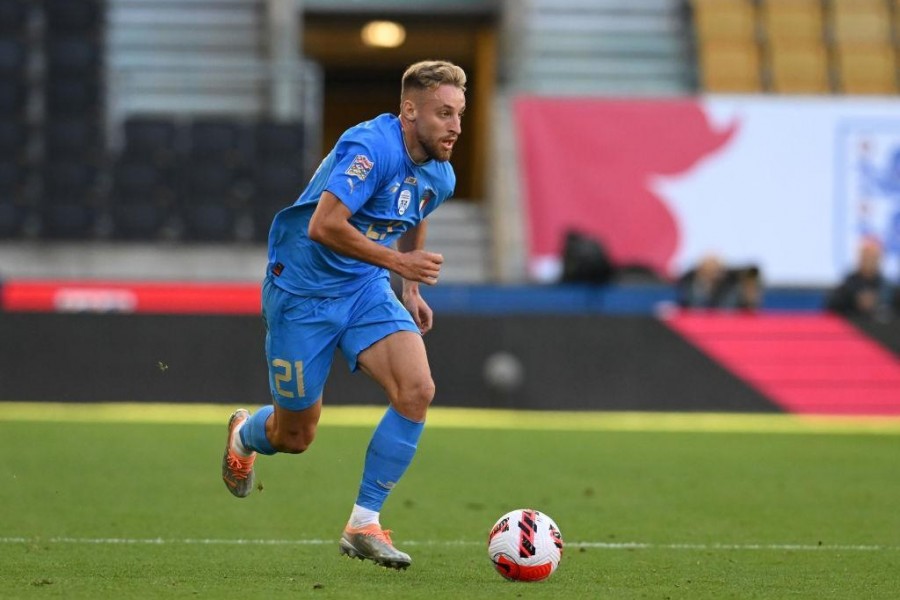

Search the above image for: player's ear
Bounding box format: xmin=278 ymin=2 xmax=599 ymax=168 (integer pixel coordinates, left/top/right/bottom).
xmin=401 ymin=97 xmax=416 ymax=121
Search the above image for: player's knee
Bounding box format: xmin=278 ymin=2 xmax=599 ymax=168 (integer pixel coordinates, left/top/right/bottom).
xmin=394 ymin=377 xmax=435 ymax=419
xmin=409 ymin=377 xmax=435 ymax=406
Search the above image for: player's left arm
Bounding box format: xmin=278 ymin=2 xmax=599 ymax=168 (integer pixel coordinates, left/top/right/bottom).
xmin=398 ymin=221 xmax=435 ymax=334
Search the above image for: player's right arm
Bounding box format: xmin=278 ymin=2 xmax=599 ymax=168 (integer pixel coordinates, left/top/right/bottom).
xmin=308 ymin=191 xmax=443 ymax=285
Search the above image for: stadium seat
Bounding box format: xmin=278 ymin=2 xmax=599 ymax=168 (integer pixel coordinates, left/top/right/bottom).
xmin=188 ymin=119 xmax=247 ymax=165
xmin=0 ymin=79 xmax=25 ymax=115
xmin=829 ymin=0 xmax=892 ymax=45
xmin=252 ymin=160 xmax=304 ymax=199
xmin=111 ymin=201 xmax=170 ymax=240
xmin=44 ymin=37 xmax=102 ymax=76
xmin=834 ymin=44 xmax=898 ymax=94
xmin=0 ymin=158 xmax=21 ymax=193
xmin=760 ymin=0 xmax=824 ymax=45
xmin=181 ymin=201 xmax=237 ymax=242
xmin=45 ymin=77 xmax=100 ymax=116
xmin=43 ymin=0 xmax=101 ymax=35
xmin=0 ymin=174 xmax=29 ymax=237
xmin=768 ymin=41 xmax=832 ymax=94
xmin=0 ymin=182 xmax=29 ymax=239
xmin=250 ymin=160 xmax=304 ymax=240
xmin=895 ymin=0 xmax=900 ymax=38
xmin=254 ymin=121 xmax=305 ymax=160
xmin=697 ymin=40 xmax=763 ymax=92
xmin=0 ymin=0 xmax=29 ymax=35
xmin=0 ymin=119 xmax=25 ymax=160
xmin=185 ymin=160 xmax=238 ymax=199
xmin=691 ymin=0 xmax=758 ymax=44
xmin=111 ymin=156 xmax=177 ymax=202
xmin=0 ymin=37 xmax=26 ymax=75
xmin=109 ymin=157 xmax=175 ymax=240
xmin=39 ymin=195 xmax=96 ymax=239
xmin=0 ymin=198 xmax=25 ymax=237
xmin=44 ymin=118 xmax=102 ymax=160
xmin=42 ymin=161 xmax=98 ymax=197
xmin=692 ymin=0 xmax=763 ymax=93
xmin=251 ymin=200 xmax=281 ymax=241
xmin=180 ymin=159 xmax=242 ymax=241
xmin=39 ymin=161 xmax=98 ymax=239
xmin=122 ymin=116 xmax=181 ymax=164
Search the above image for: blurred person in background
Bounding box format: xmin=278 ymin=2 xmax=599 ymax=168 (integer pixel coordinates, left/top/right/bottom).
xmin=676 ymin=254 xmax=762 ymax=312
xmin=826 ymin=239 xmax=895 ymax=320
xmin=220 ymin=60 xmax=467 ymax=570
xmin=732 ymin=265 xmax=763 ymax=311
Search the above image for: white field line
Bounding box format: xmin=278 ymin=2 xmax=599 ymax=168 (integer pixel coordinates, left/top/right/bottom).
xmin=0 ymin=537 xmax=895 ymax=552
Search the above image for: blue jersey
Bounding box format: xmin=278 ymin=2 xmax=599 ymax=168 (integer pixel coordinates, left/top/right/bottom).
xmin=266 ymin=113 xmax=456 ymax=297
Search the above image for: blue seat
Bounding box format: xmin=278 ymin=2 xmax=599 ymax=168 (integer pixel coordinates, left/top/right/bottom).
xmin=123 ymin=116 xmax=181 ymax=163
xmin=45 ymin=37 xmax=101 ymax=75
xmin=44 ymin=118 xmax=102 ymax=160
xmin=0 ymin=37 xmax=26 ymax=74
xmin=44 ymin=0 xmax=101 ymax=34
xmin=0 ymin=0 xmax=29 ymax=35
xmin=0 ymin=119 xmax=25 ymax=160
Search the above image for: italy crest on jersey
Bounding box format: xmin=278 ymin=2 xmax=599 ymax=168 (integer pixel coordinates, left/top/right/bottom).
xmin=419 ymin=189 xmax=434 ymax=213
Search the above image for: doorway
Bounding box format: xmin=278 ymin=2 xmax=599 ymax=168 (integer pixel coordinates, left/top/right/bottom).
xmin=302 ymin=12 xmax=497 ymax=199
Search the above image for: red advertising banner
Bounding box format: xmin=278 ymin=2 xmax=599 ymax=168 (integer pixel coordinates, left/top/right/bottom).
xmin=1 ymin=280 xmax=262 ymax=314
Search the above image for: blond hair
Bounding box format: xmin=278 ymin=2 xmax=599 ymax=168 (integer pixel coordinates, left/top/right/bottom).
xmin=401 ymin=60 xmax=467 ymax=100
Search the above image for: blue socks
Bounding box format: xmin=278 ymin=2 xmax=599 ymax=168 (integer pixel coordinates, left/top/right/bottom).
xmin=238 ymin=403 xmax=424 ymax=513
xmin=239 ymin=405 xmax=276 ymax=455
xmin=356 ymin=406 xmax=425 ymax=512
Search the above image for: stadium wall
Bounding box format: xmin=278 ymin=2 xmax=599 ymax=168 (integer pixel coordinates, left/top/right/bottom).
xmin=0 ymin=311 xmax=781 ymax=412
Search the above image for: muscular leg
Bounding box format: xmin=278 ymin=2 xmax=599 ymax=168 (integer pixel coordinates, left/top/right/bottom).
xmin=224 ymin=280 xmax=334 ymax=496
xmin=357 ymin=330 xmax=435 ymax=420
xmin=349 ymin=331 xmax=434 ymax=518
xmin=268 ymin=399 xmax=322 ymax=454
xmin=240 ymin=398 xmax=322 ymax=455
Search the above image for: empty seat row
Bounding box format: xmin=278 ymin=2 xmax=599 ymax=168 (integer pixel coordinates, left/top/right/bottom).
xmin=692 ymin=0 xmax=900 ymax=94
xmin=0 ymin=0 xmax=27 ymax=35
xmin=694 ymin=0 xmax=896 ymax=44
xmin=121 ymin=117 xmax=308 ymax=165
xmin=45 ymin=0 xmax=104 ymax=35
xmin=0 ymin=116 xmax=311 ymax=242
xmin=0 ymin=180 xmax=302 ymax=243
xmin=115 ymin=117 xmax=308 ymax=241
xmin=0 ymin=0 xmax=103 ymax=31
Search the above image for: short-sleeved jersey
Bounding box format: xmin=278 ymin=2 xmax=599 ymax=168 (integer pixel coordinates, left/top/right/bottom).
xmin=266 ymin=113 xmax=456 ymax=297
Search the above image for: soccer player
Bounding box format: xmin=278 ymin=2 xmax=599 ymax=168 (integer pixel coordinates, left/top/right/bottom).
xmin=221 ymin=60 xmax=466 ymax=570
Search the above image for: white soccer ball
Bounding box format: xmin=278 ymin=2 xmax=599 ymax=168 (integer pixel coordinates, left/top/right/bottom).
xmin=487 ymin=509 xmax=563 ymax=582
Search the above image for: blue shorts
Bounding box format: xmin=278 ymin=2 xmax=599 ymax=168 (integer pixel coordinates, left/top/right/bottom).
xmin=262 ymin=275 xmax=419 ymax=411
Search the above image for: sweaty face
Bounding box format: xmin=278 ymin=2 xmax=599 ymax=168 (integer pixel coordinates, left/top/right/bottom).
xmin=407 ymin=84 xmax=465 ymax=163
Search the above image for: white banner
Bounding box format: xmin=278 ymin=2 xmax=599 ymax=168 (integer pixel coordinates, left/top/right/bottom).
xmin=654 ymin=96 xmax=900 ymax=286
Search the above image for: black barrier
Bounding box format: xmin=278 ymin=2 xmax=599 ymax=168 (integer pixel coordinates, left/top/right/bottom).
xmin=0 ymin=312 xmax=782 ymax=411
xmin=850 ymin=318 xmax=900 ymax=356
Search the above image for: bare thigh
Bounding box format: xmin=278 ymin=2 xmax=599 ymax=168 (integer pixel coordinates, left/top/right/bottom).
xmin=356 ymin=331 xmax=435 ymax=421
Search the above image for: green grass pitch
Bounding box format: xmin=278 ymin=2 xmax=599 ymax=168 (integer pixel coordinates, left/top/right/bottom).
xmin=2 ymin=403 xmax=899 ymax=599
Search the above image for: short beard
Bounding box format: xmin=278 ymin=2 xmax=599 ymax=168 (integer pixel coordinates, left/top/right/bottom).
xmin=420 ymin=137 xmax=452 ymax=162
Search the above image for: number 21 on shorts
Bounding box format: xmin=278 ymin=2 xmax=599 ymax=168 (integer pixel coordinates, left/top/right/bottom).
xmin=271 ymin=359 xmax=306 ymax=399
